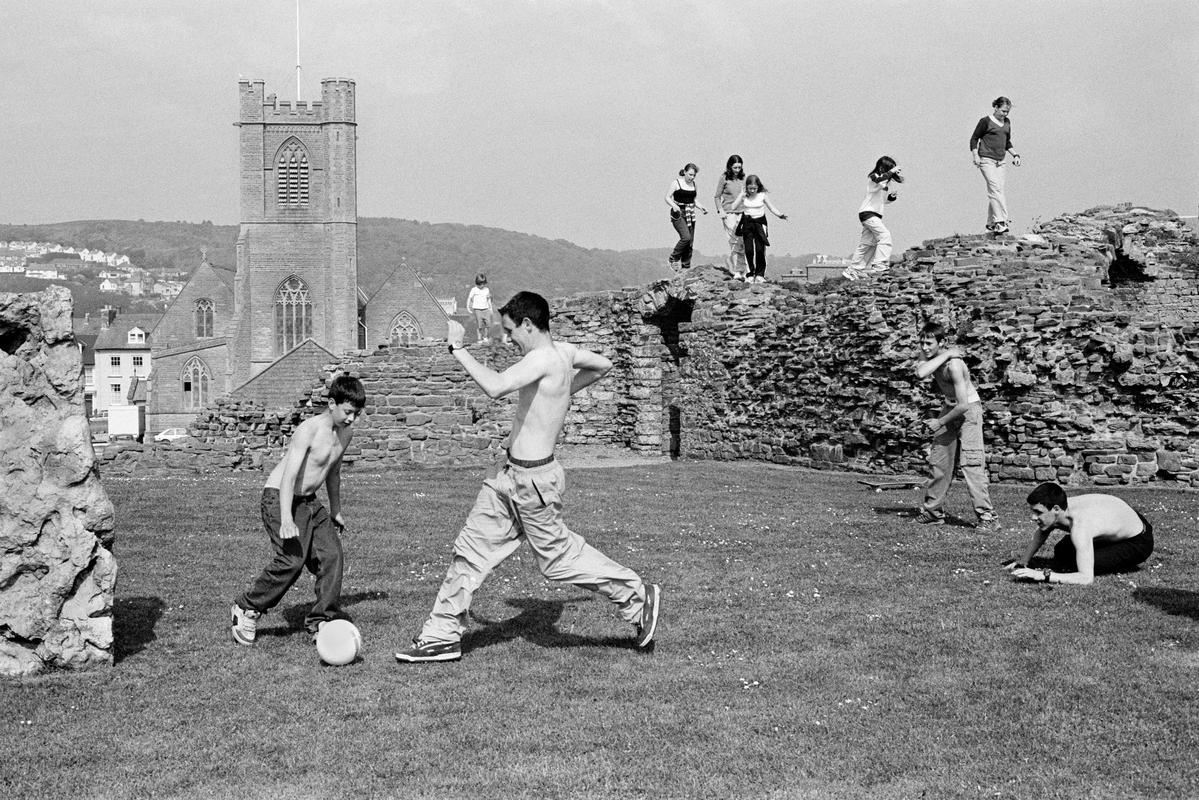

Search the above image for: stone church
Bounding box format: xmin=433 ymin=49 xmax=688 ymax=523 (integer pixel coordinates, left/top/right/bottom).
xmin=147 ymin=78 xmax=447 ymax=432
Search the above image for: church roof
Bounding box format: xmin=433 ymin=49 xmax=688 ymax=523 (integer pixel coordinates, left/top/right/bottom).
xmin=368 ymin=260 xmax=449 ymax=321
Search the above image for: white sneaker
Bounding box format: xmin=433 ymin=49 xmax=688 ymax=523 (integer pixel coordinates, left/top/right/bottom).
xmin=733 ymin=272 xmax=746 ymax=281
xmin=866 ymin=262 xmax=888 ymax=273
xmin=230 ymin=603 xmax=262 ymax=646
xmin=841 ymin=267 xmax=864 ymax=281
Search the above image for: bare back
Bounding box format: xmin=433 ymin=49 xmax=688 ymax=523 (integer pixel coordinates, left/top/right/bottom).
xmin=1065 ymin=494 xmax=1145 ymax=543
xmin=508 ymin=341 xmax=577 ymax=460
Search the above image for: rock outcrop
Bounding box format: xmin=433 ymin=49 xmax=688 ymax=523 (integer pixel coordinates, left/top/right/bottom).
xmin=1 ymin=287 xmax=116 ymax=677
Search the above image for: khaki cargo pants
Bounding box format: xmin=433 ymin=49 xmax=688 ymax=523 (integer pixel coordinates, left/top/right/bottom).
xmin=419 ymin=459 xmax=646 ymax=644
xmin=922 ymin=402 xmax=995 ymax=522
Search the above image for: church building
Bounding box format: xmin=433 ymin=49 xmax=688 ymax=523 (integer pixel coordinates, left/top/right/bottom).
xmin=147 ymin=78 xmax=447 ymax=433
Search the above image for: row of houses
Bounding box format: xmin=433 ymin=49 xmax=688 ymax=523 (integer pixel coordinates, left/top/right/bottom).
xmin=3 ymin=240 xmax=131 ymax=267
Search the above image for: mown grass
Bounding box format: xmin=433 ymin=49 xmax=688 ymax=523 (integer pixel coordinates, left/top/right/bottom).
xmin=3 ymin=461 xmax=1199 ymax=799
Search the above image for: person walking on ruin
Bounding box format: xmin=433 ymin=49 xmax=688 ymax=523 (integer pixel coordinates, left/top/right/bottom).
xmin=230 ymin=375 xmax=366 ymax=647
xmin=467 ymin=273 xmax=494 ymax=344
xmin=394 ymin=291 xmax=661 ymax=663
xmin=714 ymin=154 xmax=748 ymax=280
xmin=912 ymin=322 xmax=998 ymax=530
xmin=1003 ymin=483 xmax=1154 ymax=585
xmin=665 ymin=163 xmax=708 ymax=272
xmin=970 ymin=96 xmax=1021 ymax=234
xmin=729 ymin=174 xmax=788 ymax=284
xmin=842 ymin=156 xmax=904 ymax=281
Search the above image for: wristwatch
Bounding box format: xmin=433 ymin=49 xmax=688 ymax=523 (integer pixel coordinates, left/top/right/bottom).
xmin=1041 ymin=568 xmax=1052 ymax=583
xmin=448 ymin=343 xmax=463 ymax=354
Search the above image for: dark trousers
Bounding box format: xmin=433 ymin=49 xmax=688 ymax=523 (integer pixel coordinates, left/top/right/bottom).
xmin=1053 ymin=512 xmax=1154 ymax=574
xmin=741 ymin=218 xmax=769 ymax=276
xmin=669 ymin=212 xmax=694 ymax=267
xmin=237 ymin=489 xmax=344 ymax=633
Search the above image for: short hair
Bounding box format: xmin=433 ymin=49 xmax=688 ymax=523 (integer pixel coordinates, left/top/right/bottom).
xmin=499 ymin=291 xmax=550 ymax=332
xmin=1027 ymin=482 xmax=1068 ymax=510
xmin=328 ymin=374 xmax=366 ymax=409
xmin=992 ymin=96 xmax=1012 ymax=109
xmin=475 ymin=273 xmax=487 ymax=286
xmin=724 ymin=155 xmax=744 ymax=181
xmin=921 ymin=321 xmax=947 ymax=340
xmin=745 ymin=174 xmax=768 ymax=193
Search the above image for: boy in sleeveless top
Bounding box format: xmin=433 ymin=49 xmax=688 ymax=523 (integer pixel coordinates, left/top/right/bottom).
xmin=912 ymin=322 xmax=998 ymax=530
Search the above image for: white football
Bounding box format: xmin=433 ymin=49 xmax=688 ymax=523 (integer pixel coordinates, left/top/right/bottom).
xmin=315 ymin=619 xmax=362 ymax=666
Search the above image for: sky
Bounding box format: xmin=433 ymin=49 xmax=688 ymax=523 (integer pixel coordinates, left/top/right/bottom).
xmin=2 ymin=0 xmax=1196 ymax=259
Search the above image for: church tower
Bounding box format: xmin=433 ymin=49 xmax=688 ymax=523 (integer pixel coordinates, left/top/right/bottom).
xmin=233 ymin=78 xmax=358 ymax=381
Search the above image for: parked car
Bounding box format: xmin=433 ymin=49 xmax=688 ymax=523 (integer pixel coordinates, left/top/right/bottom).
xmin=153 ymin=427 xmax=190 ymax=443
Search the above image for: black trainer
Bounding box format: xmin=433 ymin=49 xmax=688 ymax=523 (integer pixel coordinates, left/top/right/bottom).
xmin=394 ymin=638 xmax=461 ymax=663
xmin=635 ymin=584 xmax=661 ymax=648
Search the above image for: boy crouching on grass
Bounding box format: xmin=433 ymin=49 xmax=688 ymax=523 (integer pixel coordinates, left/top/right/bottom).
xmin=230 ymin=375 xmax=366 ymax=646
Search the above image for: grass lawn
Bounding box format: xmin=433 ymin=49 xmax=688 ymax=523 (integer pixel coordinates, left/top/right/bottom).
xmin=3 ymin=461 xmax=1199 ymax=799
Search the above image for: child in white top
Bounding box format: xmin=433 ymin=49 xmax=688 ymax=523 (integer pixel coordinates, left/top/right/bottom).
xmin=467 ymin=274 xmax=493 ymax=343
xmin=843 ymin=156 xmax=903 ymax=281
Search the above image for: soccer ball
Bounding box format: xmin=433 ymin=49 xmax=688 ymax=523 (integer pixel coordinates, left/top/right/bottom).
xmin=315 ymin=619 xmax=362 ymax=666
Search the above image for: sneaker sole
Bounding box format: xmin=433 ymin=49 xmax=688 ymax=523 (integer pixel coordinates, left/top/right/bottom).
xmin=393 ymin=650 xmax=461 ymax=663
xmin=229 ymin=626 xmax=255 ymax=646
xmin=637 ymin=584 xmax=660 ymax=648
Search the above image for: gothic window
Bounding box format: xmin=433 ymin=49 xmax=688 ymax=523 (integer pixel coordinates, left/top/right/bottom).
xmin=276 ymin=140 xmax=310 ymax=207
xmin=275 ymin=276 xmax=313 ymax=354
xmin=195 ymin=298 xmax=214 ymax=338
xmin=389 ymin=312 xmax=422 ymax=347
xmin=182 ymin=357 xmax=210 ymax=411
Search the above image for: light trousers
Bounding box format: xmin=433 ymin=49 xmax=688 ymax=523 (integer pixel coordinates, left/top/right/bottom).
xmin=922 ymin=403 xmax=995 ymax=521
xmin=849 ymin=216 xmax=892 ymax=269
xmin=978 ymin=158 xmax=1008 ymax=227
xmin=420 ymin=460 xmax=646 ymax=644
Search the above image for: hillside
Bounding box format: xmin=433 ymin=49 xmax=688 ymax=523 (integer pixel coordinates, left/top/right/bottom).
xmin=0 ymin=218 xmax=818 ymax=305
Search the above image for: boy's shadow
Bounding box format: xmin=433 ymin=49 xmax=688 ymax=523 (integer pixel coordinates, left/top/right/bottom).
xmin=872 ymin=506 xmax=975 ymax=528
xmin=261 ymin=590 xmax=390 ymax=637
xmin=1133 ymin=587 xmax=1199 ymax=622
xmin=463 ymin=597 xmax=638 ymax=653
xmin=114 ymin=596 xmax=166 ymax=663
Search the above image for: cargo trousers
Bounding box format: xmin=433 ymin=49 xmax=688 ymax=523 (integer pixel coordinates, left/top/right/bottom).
xmin=419 ymin=458 xmax=646 ymax=644
xmin=921 ymin=402 xmax=995 ymax=522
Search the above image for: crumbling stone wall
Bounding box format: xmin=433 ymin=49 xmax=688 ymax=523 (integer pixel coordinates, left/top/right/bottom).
xmin=669 ymin=205 xmax=1199 ymax=486
xmin=107 ymin=205 xmax=1199 ymax=488
xmin=1 ymin=287 xmax=116 ymax=677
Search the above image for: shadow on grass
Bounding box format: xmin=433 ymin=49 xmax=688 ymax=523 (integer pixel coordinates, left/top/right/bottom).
xmin=114 ymin=596 xmax=166 ymax=663
xmin=464 ymin=597 xmax=638 ymax=653
xmin=260 ymin=589 xmax=391 ymax=638
xmin=871 ymin=505 xmax=976 ymax=529
xmin=1133 ymin=587 xmax=1199 ymax=621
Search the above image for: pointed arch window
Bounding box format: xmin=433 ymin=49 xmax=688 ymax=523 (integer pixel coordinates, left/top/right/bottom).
xmin=275 ymin=275 xmax=313 ymax=354
xmin=389 ymin=312 xmax=422 ymax=347
xmin=182 ymin=357 xmax=210 ymax=411
xmin=195 ymin=298 xmax=214 ymax=338
xmin=276 ymin=140 xmax=310 ymax=207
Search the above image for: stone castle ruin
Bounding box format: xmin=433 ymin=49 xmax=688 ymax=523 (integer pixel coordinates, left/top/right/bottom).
xmin=1 ymin=286 xmax=116 ymax=677
xmin=101 ymin=204 xmax=1199 ymax=490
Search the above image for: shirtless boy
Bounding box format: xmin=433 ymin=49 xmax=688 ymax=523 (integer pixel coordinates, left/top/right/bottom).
xmin=1005 ymin=482 xmax=1154 ymax=586
xmin=230 ymin=375 xmax=366 ymax=646
xmin=913 ymin=322 xmax=998 ymax=530
xmin=394 ymin=291 xmax=660 ymax=663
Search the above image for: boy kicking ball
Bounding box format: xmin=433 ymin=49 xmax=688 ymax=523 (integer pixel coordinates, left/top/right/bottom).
xmin=230 ymin=375 xmax=366 ymax=647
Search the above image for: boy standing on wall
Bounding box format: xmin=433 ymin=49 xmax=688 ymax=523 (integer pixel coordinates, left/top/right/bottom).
xmin=912 ymin=322 xmax=999 ymax=531
xmin=230 ymin=375 xmax=367 ymax=646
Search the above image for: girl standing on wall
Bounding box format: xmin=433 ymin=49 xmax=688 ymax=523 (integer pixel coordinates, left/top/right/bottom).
xmin=466 ymin=273 xmax=493 ymax=344
xmin=842 ymin=156 xmax=904 ymax=281
xmin=665 ymin=163 xmax=708 ymax=272
xmin=970 ymin=96 xmax=1021 ymax=234
xmin=713 ymin=155 xmax=747 ymax=280
xmin=730 ymin=174 xmax=788 ymax=284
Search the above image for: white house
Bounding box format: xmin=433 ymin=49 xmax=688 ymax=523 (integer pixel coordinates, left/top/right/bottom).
xmin=91 ymin=315 xmax=157 ymax=414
